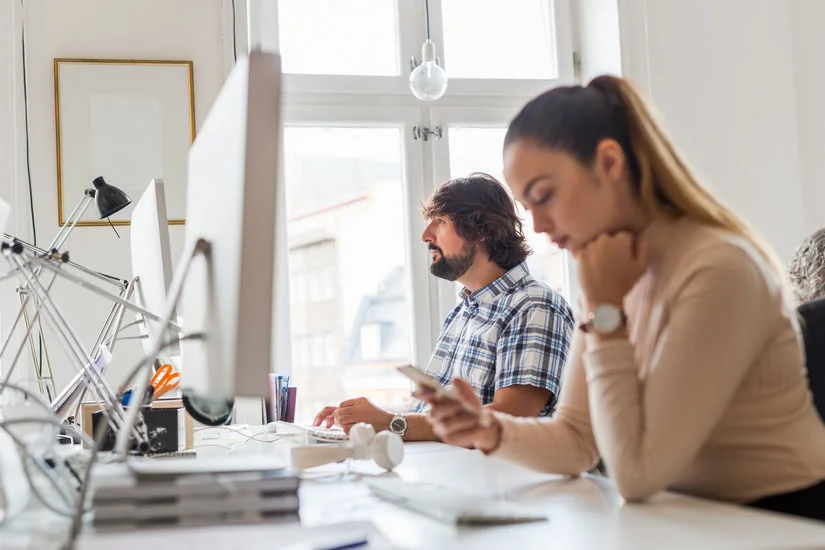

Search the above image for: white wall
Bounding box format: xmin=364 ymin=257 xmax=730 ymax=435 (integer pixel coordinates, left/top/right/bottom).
xmin=790 ymin=0 xmax=825 ymax=236
xmin=620 ymin=0 xmax=804 ymax=259
xmin=617 ymin=0 xmax=808 ymax=262
xmin=0 ymin=0 xmax=238 ymax=392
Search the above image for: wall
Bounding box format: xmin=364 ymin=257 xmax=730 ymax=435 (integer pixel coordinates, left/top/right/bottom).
xmin=790 ymin=0 xmax=825 ymax=236
xmin=0 ymin=0 xmax=239 ymax=392
xmin=617 ymin=0 xmax=808 ymax=262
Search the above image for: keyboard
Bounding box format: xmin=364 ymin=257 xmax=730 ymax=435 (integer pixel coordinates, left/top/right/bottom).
xmin=145 ymin=450 xmax=198 ymax=459
xmin=304 ymin=426 xmax=349 ymax=443
xmin=364 ymin=478 xmax=548 ymax=526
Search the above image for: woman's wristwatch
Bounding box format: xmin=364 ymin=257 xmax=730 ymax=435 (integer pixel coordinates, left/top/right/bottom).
xmin=579 ymin=304 xmax=627 ymax=335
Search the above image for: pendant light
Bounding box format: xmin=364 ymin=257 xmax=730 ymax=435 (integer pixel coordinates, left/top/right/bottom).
xmin=409 ymin=0 xmax=448 ymax=101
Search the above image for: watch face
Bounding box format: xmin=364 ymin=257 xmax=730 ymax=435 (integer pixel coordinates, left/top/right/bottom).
xmin=593 ymin=304 xmax=622 ymax=333
xmin=390 ymin=417 xmax=406 ymax=433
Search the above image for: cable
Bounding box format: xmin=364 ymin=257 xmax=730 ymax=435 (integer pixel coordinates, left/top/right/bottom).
xmin=231 ymin=0 xmax=237 ymax=62
xmin=66 ymin=334 xmax=204 ymax=547
xmin=194 ymin=425 xmax=282 ymax=444
xmin=425 ymin=0 xmax=431 ymax=41
xmin=19 ymin=0 xmax=37 ymax=246
xmin=19 ymin=0 xmax=46 ymax=393
xmin=0 ymin=417 xmax=96 ymax=517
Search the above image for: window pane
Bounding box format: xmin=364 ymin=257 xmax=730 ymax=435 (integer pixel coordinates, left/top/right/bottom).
xmin=277 ymin=0 xmax=399 ymax=75
xmin=285 ymin=127 xmax=413 ymax=424
xmin=447 ymin=126 xmax=567 ymax=297
xmin=441 ymin=0 xmax=557 ymax=79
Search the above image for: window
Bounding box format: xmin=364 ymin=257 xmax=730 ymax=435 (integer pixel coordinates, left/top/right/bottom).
xmin=267 ymin=1 xmax=576 ymax=424
xmin=447 ymin=126 xmax=567 ymax=295
xmin=284 ymin=125 xmax=415 ymax=423
xmin=441 ymin=0 xmax=559 ymax=79
xmin=277 ymin=0 xmax=399 ymax=75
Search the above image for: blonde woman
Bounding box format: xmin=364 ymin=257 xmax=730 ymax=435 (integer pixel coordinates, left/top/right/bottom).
xmin=418 ymin=75 xmax=825 ymax=521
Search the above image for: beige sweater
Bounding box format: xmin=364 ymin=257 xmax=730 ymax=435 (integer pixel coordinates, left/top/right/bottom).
xmin=491 ymin=217 xmax=825 ymax=503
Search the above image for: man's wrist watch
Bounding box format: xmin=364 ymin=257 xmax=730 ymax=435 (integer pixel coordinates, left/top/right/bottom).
xmin=579 ymin=303 xmax=627 ymax=335
xmin=389 ymin=413 xmax=408 ymax=437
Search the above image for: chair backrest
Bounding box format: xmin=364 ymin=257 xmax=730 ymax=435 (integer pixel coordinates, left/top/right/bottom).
xmin=798 ymin=298 xmax=825 ymax=420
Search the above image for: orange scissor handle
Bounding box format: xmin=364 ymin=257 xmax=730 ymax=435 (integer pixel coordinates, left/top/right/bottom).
xmin=150 ymin=363 xmax=180 ymax=399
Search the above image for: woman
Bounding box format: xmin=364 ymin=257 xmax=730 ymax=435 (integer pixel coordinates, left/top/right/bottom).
xmin=418 ymin=75 xmax=825 ymax=521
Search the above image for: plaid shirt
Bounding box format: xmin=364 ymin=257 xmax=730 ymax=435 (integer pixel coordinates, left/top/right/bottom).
xmin=413 ymin=262 xmax=574 ymax=416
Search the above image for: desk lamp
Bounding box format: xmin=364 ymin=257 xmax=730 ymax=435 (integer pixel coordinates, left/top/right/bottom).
xmin=91 ymin=176 xmax=132 ymax=219
xmin=10 ymin=177 xmax=131 ymax=400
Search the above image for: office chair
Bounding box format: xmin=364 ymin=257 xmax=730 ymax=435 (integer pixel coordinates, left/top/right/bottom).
xmin=798 ymin=297 xmax=825 ymax=421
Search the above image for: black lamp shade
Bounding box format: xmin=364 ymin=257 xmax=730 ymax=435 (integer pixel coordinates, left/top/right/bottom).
xmin=92 ymin=176 xmax=132 ymax=219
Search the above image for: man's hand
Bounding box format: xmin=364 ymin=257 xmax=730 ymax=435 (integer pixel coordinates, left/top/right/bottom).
xmin=336 ymin=397 xmax=393 ymax=434
xmin=312 ymin=406 xmax=339 ymax=428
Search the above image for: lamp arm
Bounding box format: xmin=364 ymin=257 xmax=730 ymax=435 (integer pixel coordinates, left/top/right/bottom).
xmin=27 ymin=254 xmax=182 ymax=333
xmin=8 ymin=254 xmax=131 ymax=433
xmin=4 ymin=234 xmax=127 ymax=290
xmin=48 ymin=192 xmax=94 ymax=252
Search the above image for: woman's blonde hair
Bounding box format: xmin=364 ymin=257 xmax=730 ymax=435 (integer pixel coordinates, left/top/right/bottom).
xmin=504 ymin=74 xmax=783 ymax=275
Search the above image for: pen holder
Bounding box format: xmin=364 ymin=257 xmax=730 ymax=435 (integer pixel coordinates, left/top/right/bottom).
xmin=266 ymin=374 xmax=296 ymax=423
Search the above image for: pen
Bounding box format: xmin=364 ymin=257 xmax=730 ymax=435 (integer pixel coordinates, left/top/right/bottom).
xmin=282 ymin=536 xmax=368 ymax=550
xmin=319 ymin=540 xmax=368 ymax=550
xmin=316 ymin=539 xmax=367 ymax=550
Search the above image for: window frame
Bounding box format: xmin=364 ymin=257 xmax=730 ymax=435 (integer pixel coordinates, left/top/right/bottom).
xmin=272 ymin=0 xmax=577 ymax=100
xmin=262 ymin=0 xmax=579 ymax=392
xmin=428 ymin=106 xmax=575 ymax=319
xmin=282 ymin=104 xmax=438 ymax=374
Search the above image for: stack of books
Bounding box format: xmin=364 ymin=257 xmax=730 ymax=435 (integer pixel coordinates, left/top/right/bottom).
xmin=88 ymin=456 xmax=299 ymax=531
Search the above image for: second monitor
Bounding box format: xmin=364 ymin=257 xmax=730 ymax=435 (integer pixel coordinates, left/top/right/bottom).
xmin=177 ymin=50 xmax=283 ymax=400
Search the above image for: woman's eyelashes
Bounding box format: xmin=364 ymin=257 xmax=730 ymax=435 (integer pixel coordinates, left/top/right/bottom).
xmin=531 ymin=189 xmax=554 ymax=206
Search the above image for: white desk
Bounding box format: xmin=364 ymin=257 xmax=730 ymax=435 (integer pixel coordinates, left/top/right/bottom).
xmin=299 ymin=442 xmax=825 ymax=550
xmin=5 ymin=437 xmax=825 ymax=550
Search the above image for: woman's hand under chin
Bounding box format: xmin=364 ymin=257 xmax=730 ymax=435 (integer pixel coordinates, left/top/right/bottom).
xmin=575 ymin=231 xmax=651 ymax=310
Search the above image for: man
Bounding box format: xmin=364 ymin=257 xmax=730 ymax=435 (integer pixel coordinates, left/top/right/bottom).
xmin=789 ymin=228 xmax=825 ymax=304
xmin=313 ymin=173 xmax=574 ymax=440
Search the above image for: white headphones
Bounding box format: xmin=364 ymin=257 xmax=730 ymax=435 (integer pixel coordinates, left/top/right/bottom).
xmin=290 ymin=423 xmax=404 ymax=472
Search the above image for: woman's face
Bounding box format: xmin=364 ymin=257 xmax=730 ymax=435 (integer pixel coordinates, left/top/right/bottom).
xmin=503 ymin=138 xmax=631 ymax=253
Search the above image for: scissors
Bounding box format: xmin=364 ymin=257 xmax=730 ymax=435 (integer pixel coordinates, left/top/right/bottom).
xmin=149 ymin=363 xmax=180 ymax=399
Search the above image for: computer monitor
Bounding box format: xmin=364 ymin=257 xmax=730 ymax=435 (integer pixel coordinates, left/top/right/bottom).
xmin=177 ymin=50 xmax=282 ymax=399
xmin=130 ymin=178 xmax=178 ymax=357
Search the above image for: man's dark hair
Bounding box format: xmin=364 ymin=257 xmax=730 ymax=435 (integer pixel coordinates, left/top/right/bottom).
xmin=422 ymin=173 xmax=531 ymax=270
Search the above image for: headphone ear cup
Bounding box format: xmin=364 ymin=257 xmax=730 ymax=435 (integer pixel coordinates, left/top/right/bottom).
xmin=370 ymin=432 xmax=404 ymax=471
xmin=349 ymin=423 xmax=376 ymax=460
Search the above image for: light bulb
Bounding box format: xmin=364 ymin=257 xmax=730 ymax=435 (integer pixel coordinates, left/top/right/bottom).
xmin=410 ymin=40 xmax=448 ymax=101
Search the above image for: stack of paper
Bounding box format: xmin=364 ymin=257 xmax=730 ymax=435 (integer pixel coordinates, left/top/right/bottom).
xmin=89 ymin=456 xmax=299 ymax=531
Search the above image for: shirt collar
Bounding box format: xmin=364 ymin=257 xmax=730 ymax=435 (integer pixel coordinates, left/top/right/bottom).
xmin=458 ymin=262 xmax=531 ymax=307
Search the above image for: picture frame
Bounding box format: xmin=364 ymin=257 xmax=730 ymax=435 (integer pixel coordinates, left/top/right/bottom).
xmin=54 ymin=58 xmax=195 ymax=226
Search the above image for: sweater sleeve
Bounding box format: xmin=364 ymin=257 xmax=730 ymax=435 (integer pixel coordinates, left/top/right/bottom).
xmin=584 ymin=245 xmax=775 ymax=501
xmin=489 ymin=330 xmax=601 ymax=475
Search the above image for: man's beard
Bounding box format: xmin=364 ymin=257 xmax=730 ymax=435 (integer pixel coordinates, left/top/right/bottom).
xmin=429 ymin=243 xmax=475 ymax=281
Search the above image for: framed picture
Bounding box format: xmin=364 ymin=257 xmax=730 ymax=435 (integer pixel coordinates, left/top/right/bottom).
xmin=54 ymin=58 xmax=195 ymax=226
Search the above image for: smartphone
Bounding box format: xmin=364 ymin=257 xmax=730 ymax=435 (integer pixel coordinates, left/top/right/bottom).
xmin=396 ymin=365 xmax=490 ymax=427
xmin=396 ymin=365 xmax=447 ymax=395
